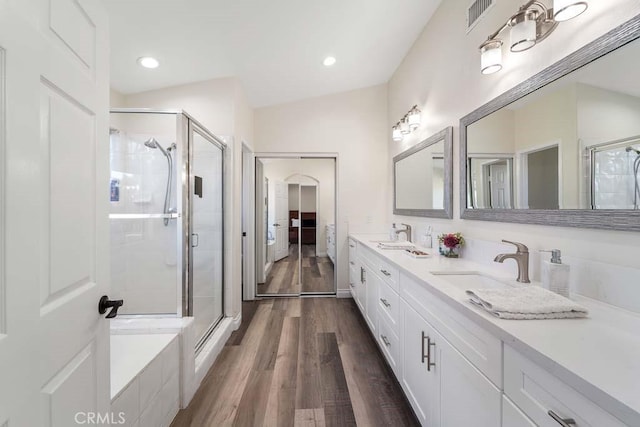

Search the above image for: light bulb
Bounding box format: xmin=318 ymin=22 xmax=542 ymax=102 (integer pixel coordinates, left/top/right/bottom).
xmin=408 ymin=107 xmax=421 ymax=131
xmin=392 ymin=124 xmax=403 ymax=142
xmin=400 ymin=118 xmax=410 ymax=135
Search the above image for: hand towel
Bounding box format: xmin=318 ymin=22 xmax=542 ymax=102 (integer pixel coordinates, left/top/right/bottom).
xmin=466 ymin=286 xmax=588 ymax=320
xmin=377 ymin=242 xmax=415 ymax=250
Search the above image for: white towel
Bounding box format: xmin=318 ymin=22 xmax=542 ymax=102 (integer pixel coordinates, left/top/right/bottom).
xmin=377 ymin=242 xmax=415 ymax=250
xmin=466 ymin=286 xmax=588 ymax=320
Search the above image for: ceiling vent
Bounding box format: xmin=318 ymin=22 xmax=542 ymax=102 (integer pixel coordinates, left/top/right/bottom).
xmin=467 ymin=0 xmax=494 ymax=32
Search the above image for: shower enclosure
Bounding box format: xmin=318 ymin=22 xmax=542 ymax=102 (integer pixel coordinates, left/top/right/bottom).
xmin=109 ymin=109 xmax=225 ymax=350
xmin=589 ymin=136 xmax=640 ymax=210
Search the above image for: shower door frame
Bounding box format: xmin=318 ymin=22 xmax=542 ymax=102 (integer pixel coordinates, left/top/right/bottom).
xmin=186 ymin=118 xmax=227 ymax=351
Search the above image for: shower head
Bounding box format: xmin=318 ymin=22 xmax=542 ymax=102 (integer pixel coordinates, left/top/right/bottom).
xmin=144 ymin=138 xmax=169 ymax=157
xmin=626 ymin=146 xmax=640 ymax=155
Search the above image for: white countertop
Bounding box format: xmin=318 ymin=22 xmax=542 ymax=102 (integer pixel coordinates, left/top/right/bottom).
xmin=350 ymin=233 xmax=640 ymax=426
xmin=110 ymin=333 xmax=177 ymax=400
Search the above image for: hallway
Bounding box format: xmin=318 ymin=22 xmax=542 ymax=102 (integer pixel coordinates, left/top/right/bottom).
xmin=171 ymin=298 xmax=419 ymax=426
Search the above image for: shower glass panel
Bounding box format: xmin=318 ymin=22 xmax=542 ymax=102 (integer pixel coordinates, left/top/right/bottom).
xmin=109 ymin=112 xmax=180 ymax=315
xmin=591 ymin=141 xmax=640 ymax=209
xmin=190 ymin=124 xmax=224 ymax=346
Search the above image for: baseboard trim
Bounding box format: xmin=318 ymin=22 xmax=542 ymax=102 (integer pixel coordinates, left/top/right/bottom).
xmin=336 ymin=289 xmax=353 ymax=299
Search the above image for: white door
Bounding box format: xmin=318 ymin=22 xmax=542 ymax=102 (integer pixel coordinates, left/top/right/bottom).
xmin=274 ymin=181 xmax=289 ymax=261
xmin=489 ymin=163 xmax=511 ymax=208
xmin=0 ymin=1 xmax=110 ymax=426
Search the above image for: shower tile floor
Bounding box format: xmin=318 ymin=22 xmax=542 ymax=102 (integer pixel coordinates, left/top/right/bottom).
xmin=170 ymin=298 xmax=418 ymax=427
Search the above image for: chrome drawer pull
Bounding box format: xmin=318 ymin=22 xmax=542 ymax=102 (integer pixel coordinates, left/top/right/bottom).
xmin=380 ymin=269 xmax=391 ymax=277
xmin=381 ymin=335 xmax=391 ymax=347
xmin=380 ymin=298 xmax=391 ymax=308
xmin=548 ymin=411 xmax=576 ymax=427
xmin=425 ymin=336 xmax=436 ymax=372
xmin=421 ymin=331 xmax=427 ymax=364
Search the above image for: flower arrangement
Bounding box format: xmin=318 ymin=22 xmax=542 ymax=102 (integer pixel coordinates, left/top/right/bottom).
xmin=437 ymin=232 xmax=465 ymax=258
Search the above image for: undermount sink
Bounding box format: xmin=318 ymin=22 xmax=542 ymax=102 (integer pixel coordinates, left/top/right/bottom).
xmin=430 ymin=271 xmax=514 ymax=291
xmin=370 ymin=240 xmax=415 ymax=250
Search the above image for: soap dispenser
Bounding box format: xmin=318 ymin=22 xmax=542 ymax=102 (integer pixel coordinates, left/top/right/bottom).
xmin=420 ymin=226 xmax=433 ymax=248
xmin=540 ymin=249 xmax=570 ymax=298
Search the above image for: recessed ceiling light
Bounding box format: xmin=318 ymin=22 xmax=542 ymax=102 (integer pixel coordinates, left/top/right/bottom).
xmin=137 ymin=56 xmax=159 ymax=69
xmin=323 ymin=56 xmax=336 ymax=67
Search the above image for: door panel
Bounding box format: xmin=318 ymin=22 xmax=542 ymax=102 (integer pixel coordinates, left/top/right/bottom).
xmin=274 ymin=181 xmax=288 ymax=261
xmin=190 ymin=126 xmax=224 ymax=347
xmin=0 ymin=1 xmax=110 ymax=426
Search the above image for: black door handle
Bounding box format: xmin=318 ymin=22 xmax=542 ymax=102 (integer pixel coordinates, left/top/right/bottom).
xmin=98 ymin=296 xmax=124 ymax=319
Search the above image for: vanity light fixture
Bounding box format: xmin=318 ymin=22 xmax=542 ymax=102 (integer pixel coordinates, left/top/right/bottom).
xmin=392 ymin=122 xmax=403 ymax=141
xmin=391 ymin=105 xmax=422 ymax=141
xmin=479 ymin=0 xmax=588 ymax=74
xmin=407 ymin=105 xmax=422 ymax=131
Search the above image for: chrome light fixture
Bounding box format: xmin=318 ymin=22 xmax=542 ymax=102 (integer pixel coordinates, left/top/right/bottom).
xmin=407 ymin=105 xmax=421 ymax=131
xmin=391 ymin=105 xmax=422 ymax=141
xmin=479 ymin=0 xmax=588 ymax=74
xmin=480 ymin=40 xmax=503 ymax=74
xmin=392 ymin=122 xmax=403 ymax=141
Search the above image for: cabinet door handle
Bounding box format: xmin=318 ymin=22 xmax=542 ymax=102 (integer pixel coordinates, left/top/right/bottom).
xmin=380 ymin=269 xmax=391 ymax=277
xmin=380 ymin=298 xmax=391 ymax=308
xmin=349 ymin=244 xmax=355 ymax=248
xmin=349 ymin=261 xmax=355 ymax=266
xmin=361 ymin=267 xmax=366 ymax=284
xmin=381 ymin=334 xmax=391 ymax=347
xmin=421 ymin=332 xmax=436 ymax=371
xmin=548 ymin=411 xmax=576 ymax=426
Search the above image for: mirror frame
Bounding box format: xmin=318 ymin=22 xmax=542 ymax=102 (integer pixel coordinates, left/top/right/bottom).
xmin=394 ymin=126 xmax=453 ymax=218
xmin=460 ymin=15 xmax=640 ymax=231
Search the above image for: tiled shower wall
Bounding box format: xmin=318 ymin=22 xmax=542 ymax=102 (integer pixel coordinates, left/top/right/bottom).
xmin=109 ymin=131 xmax=179 ymax=314
xmin=593 ymin=145 xmax=640 ymax=209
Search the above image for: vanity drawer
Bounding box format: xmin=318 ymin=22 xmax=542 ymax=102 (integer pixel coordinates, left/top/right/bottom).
xmin=400 ymin=272 xmax=502 ymax=386
xmin=504 ymin=345 xmax=628 ymax=427
xmin=377 ymin=313 xmax=400 ymax=376
xmin=348 ymin=238 xmax=357 ymax=261
xmin=378 ymin=280 xmax=400 ymax=330
xmin=360 ymin=247 xmax=399 ymax=292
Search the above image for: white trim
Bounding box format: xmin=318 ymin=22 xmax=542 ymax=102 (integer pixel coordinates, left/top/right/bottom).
xmin=193 ymin=313 xmax=241 ymax=389
xmin=242 ymin=143 xmax=255 ymax=301
xmin=336 ymin=289 xmax=353 ymax=299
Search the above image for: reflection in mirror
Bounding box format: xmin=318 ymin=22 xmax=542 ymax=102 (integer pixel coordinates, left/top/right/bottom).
xmin=467 ymin=156 xmax=514 ymax=209
xmin=393 ymin=127 xmax=453 ymax=218
xmin=465 ymin=34 xmax=640 ymax=212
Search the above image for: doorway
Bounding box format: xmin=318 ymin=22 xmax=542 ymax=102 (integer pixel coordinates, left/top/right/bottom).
xmin=255 ymin=156 xmax=337 ymax=297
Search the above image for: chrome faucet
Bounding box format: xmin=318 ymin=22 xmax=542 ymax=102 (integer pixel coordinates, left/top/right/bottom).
xmin=494 ymin=240 xmax=530 ymax=283
xmin=395 ymin=223 xmax=412 ymax=243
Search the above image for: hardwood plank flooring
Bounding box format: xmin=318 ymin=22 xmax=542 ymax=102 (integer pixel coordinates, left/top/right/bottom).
xmin=171 ymin=298 xmax=419 ymax=427
xmin=258 ymin=244 xmax=335 ymax=295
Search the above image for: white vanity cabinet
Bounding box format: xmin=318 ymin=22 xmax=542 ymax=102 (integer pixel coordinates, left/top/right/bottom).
xmin=401 ymin=300 xmax=501 ymax=427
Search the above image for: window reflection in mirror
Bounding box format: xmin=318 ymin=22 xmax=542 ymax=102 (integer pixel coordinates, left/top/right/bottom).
xmin=466 ymin=38 xmax=640 ymax=210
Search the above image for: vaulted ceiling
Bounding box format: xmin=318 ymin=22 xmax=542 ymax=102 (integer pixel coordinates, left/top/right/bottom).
xmin=105 ymin=0 xmax=442 ymax=107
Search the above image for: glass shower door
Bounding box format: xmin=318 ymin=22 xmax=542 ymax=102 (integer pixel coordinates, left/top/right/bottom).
xmin=189 ymin=123 xmax=225 ymax=348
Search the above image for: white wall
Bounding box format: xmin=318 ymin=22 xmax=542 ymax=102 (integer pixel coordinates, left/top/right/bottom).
xmin=388 ymin=0 xmax=640 ymax=311
xmin=255 ymin=85 xmax=389 ymax=294
xmin=111 ymin=77 xmax=253 ymax=319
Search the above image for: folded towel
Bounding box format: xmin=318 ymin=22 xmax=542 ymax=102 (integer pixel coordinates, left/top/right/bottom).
xmin=377 ymin=242 xmax=415 ymax=250
xmin=466 ymin=286 xmax=588 ymax=320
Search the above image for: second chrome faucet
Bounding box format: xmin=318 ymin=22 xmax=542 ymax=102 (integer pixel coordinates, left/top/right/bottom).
xmin=494 ymin=239 xmax=530 ymax=283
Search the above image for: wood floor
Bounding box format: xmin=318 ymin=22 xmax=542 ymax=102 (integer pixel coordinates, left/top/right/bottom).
xmin=258 ymin=244 xmax=335 ymax=294
xmin=171 ymin=298 xmax=419 ymax=427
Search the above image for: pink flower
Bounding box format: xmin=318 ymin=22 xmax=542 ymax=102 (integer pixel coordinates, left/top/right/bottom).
xmin=443 ymin=234 xmax=459 ymax=249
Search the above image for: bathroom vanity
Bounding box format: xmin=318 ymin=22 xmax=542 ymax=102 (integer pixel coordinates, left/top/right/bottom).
xmin=348 ymin=234 xmax=639 ymax=427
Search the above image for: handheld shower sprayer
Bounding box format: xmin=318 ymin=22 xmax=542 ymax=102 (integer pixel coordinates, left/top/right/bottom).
xmin=144 ymin=138 xmax=175 ymax=225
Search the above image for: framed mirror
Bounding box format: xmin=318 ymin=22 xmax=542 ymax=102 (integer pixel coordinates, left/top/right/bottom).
xmin=460 ymin=15 xmax=640 ymax=231
xmin=394 ymin=126 xmax=453 ymax=218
